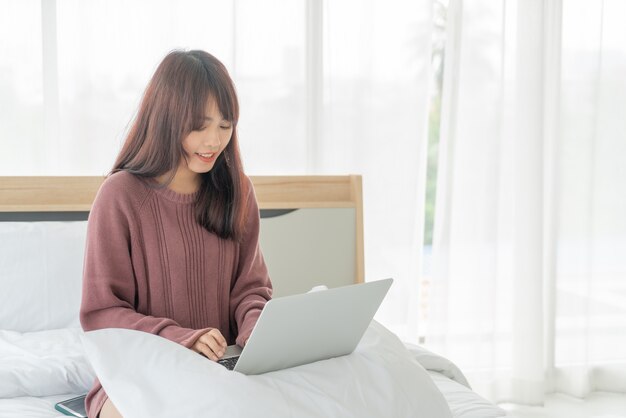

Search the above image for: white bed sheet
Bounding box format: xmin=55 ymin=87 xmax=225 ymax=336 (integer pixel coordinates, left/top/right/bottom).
xmin=0 ymin=394 xmax=80 ymax=418
xmin=430 ymin=372 xmax=507 ymax=418
xmin=405 ymin=344 xmax=508 ymax=417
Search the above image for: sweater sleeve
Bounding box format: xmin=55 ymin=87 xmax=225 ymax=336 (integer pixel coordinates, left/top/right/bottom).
xmin=230 ymin=178 xmax=273 ymax=347
xmin=79 ymin=177 xmax=208 ymax=348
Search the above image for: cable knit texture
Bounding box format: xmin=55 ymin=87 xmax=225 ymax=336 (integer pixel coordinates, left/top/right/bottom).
xmin=79 ymin=170 xmax=272 ymax=417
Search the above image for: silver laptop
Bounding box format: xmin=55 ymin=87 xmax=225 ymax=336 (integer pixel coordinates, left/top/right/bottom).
xmin=218 ymin=278 xmax=393 ymax=375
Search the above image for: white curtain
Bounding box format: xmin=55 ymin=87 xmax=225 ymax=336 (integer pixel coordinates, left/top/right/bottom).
xmin=428 ymin=0 xmax=626 ymax=404
xmin=318 ymin=0 xmax=432 ymax=340
xmin=0 ymin=0 xmax=432 ymax=342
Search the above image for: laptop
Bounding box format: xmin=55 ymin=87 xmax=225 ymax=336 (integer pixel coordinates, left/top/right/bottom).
xmin=217 ymin=278 xmax=393 ymax=375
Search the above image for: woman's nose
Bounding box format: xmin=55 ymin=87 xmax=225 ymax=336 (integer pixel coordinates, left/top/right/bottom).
xmin=203 ymin=129 xmax=221 ymax=149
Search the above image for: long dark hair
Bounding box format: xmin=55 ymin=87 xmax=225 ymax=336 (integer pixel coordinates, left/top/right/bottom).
xmin=112 ymin=50 xmax=248 ymax=242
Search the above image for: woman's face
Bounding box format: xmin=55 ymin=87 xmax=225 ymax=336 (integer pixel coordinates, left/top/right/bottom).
xmin=180 ymin=99 xmax=233 ymax=175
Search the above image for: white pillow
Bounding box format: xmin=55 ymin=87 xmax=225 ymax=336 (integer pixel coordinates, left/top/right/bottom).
xmin=0 ymin=328 xmax=95 ymax=397
xmin=82 ymin=321 xmax=453 ymax=418
xmin=0 ymin=221 xmax=87 ymax=332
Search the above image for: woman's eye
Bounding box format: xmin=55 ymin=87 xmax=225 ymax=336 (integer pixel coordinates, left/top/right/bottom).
xmin=220 ymin=125 xmax=232 ymax=130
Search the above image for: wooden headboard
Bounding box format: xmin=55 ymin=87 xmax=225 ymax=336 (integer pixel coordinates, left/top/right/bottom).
xmin=0 ymin=175 xmax=364 ymax=296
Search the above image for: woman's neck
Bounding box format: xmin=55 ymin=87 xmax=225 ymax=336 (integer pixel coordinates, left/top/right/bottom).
xmin=156 ymin=165 xmax=201 ymax=195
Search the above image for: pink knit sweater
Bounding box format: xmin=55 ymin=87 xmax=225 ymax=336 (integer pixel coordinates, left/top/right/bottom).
xmin=79 ymin=171 xmax=272 ymax=417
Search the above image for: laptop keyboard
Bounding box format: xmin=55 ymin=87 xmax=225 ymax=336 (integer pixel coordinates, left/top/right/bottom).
xmin=217 ymin=356 xmax=240 ymax=370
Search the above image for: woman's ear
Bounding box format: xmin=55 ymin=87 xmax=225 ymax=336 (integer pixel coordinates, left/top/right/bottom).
xmin=224 ymin=149 xmax=231 ymax=167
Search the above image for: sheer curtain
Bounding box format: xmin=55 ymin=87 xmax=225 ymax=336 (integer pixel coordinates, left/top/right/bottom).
xmin=428 ymin=0 xmax=626 ymax=404
xmin=0 ymin=0 xmax=433 ymax=341
xmin=318 ymin=0 xmax=432 ymax=340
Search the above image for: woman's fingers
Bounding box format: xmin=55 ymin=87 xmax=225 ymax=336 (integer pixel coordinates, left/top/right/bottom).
xmin=192 ymin=329 xmax=228 ymax=361
xmin=208 ymin=328 xmax=228 ymax=348
xmin=194 ymin=341 xmax=218 ymax=361
xmin=201 ymin=331 xmax=227 ymax=358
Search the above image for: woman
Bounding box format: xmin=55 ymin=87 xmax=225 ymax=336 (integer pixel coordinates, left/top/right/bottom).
xmin=80 ymin=50 xmax=273 ymax=418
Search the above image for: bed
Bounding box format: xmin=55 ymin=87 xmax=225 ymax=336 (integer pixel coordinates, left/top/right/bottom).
xmin=0 ymin=175 xmax=506 ymax=418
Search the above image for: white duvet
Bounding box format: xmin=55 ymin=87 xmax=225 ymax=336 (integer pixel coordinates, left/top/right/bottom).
xmin=82 ymin=321 xmax=454 ymax=418
xmin=0 ymin=328 xmax=93 ymax=398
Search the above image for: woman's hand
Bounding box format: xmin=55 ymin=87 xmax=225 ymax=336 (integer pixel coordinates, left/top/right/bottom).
xmin=191 ymin=328 xmax=227 ymax=361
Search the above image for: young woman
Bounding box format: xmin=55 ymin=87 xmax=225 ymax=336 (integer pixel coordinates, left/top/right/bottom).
xmin=80 ymin=50 xmax=273 ymax=418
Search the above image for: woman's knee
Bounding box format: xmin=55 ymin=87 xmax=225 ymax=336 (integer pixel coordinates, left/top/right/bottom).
xmin=99 ymin=398 xmax=123 ymax=418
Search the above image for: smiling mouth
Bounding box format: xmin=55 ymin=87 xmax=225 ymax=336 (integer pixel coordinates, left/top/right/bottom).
xmin=195 ymin=152 xmax=218 ymax=163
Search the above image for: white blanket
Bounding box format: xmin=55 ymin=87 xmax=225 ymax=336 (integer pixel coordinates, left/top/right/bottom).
xmin=0 ymin=328 xmax=94 ymax=398
xmin=82 ymin=321 xmax=454 ymax=418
